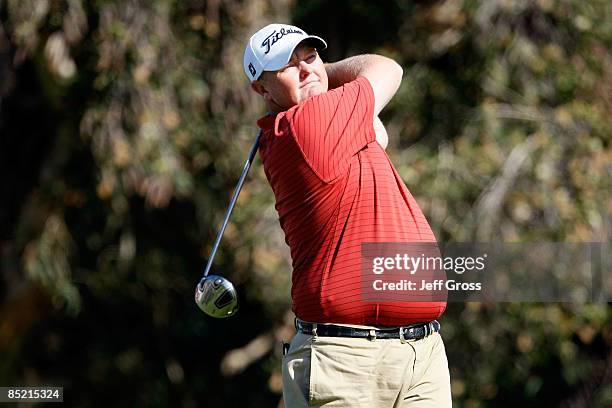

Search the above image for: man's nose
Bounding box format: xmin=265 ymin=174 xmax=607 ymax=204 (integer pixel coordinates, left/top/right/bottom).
xmin=299 ymin=61 xmax=313 ymax=78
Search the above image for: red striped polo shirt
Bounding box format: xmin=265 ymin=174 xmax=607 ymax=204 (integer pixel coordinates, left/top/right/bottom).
xmin=257 ymin=77 xmax=446 ymax=326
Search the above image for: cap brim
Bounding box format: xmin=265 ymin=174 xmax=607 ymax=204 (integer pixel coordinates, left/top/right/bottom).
xmin=264 ymin=35 xmax=327 ymax=72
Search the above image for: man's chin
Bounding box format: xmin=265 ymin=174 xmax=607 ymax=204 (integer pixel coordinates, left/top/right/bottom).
xmin=303 ymin=86 xmax=326 ymax=100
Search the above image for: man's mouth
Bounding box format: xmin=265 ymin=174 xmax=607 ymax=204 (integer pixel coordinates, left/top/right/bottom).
xmin=300 ymin=80 xmax=319 ymax=88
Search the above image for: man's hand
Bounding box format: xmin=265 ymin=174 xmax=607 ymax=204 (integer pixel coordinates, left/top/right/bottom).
xmin=373 ymin=116 xmax=388 ymax=150
xmin=325 ymin=54 xmax=402 ymax=116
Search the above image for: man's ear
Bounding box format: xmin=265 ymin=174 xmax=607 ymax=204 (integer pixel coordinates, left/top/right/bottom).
xmin=251 ymin=80 xmax=267 ymax=97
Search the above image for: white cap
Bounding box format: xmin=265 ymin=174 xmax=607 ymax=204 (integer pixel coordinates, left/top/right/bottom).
xmin=243 ymin=23 xmax=327 ymax=81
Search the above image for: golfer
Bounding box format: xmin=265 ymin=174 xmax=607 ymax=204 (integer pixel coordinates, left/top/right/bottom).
xmin=244 ymin=24 xmax=451 ymax=407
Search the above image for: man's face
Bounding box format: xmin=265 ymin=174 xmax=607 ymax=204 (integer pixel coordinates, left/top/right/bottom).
xmin=253 ymin=43 xmax=328 ymax=113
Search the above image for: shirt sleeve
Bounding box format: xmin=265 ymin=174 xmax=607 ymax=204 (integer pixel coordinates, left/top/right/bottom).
xmin=284 ymin=76 xmax=376 ymax=183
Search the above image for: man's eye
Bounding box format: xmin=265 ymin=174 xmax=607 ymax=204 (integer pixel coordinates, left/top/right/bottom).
xmin=305 ymin=54 xmax=316 ymax=63
xmin=280 ymin=65 xmax=297 ymax=73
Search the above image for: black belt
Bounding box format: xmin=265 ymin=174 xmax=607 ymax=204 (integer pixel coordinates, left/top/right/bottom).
xmin=295 ymin=319 xmax=440 ymax=340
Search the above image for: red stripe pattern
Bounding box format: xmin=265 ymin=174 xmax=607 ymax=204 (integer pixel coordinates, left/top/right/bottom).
xmin=257 ymin=77 xmax=446 ymax=326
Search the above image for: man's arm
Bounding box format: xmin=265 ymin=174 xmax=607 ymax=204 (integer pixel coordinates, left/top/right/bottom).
xmin=325 ymin=54 xmax=403 ymax=116
xmin=373 ymin=116 xmax=388 ymax=149
xmin=325 ymin=55 xmax=399 ymax=150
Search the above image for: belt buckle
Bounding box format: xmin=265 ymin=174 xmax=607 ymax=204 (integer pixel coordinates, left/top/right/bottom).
xmin=399 ymin=325 xmax=420 ymax=342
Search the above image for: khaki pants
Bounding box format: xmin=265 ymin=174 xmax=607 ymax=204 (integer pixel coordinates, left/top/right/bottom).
xmin=282 ymin=330 xmax=451 ymax=407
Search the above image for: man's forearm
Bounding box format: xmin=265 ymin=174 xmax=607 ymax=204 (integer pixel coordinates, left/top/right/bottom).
xmin=325 ymin=55 xmax=383 ymax=89
xmin=324 ymin=54 xmax=402 ymax=116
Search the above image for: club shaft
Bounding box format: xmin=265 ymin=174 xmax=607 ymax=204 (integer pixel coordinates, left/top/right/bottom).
xmin=201 ymin=130 xmax=263 ymax=280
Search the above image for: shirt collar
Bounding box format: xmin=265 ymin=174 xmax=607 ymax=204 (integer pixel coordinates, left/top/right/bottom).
xmin=256 ymin=114 xmax=276 ymax=130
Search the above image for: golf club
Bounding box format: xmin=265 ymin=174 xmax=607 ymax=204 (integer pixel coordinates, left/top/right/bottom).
xmin=195 ymin=130 xmax=263 ymax=318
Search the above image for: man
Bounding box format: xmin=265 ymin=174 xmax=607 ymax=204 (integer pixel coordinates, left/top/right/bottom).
xmin=244 ymin=23 xmax=451 ymax=407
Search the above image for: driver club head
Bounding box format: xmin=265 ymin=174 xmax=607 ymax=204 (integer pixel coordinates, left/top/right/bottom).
xmin=195 ymin=275 xmax=239 ymax=318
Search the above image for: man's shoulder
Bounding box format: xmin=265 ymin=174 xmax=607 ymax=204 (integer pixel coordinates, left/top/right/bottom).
xmin=285 ymin=77 xmax=372 ymax=124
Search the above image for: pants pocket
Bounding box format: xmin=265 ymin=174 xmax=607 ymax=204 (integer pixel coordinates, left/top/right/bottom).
xmin=282 ymin=335 xmax=313 ymax=406
xmin=308 ymin=340 xmax=367 ymax=406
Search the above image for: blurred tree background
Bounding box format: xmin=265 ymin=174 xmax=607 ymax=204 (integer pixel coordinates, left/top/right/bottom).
xmin=0 ymin=0 xmax=610 ymax=406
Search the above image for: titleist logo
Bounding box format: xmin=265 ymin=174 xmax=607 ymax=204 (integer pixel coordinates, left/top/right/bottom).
xmin=261 ymin=27 xmax=303 ymax=54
